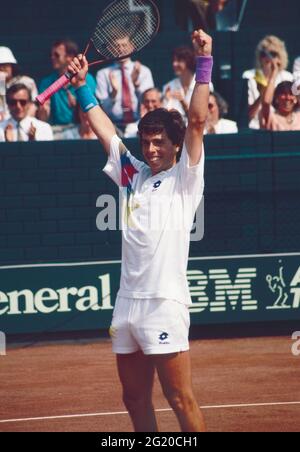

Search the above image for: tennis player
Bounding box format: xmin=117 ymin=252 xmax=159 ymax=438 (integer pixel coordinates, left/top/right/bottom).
xmin=68 ymin=30 xmax=212 ymax=433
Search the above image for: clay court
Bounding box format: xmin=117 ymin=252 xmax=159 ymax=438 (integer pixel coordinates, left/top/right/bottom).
xmin=1 ymin=334 xmax=299 ymax=432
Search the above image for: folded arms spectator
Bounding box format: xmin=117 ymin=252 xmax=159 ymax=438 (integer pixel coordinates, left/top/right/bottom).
xmin=0 ymin=84 xmax=53 ymax=141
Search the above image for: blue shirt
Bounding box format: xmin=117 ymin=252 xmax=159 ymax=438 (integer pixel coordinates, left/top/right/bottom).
xmin=39 ymin=72 xmax=96 ymax=125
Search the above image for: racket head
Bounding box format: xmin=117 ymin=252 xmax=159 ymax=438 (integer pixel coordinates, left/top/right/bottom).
xmin=89 ymin=0 xmax=160 ymax=64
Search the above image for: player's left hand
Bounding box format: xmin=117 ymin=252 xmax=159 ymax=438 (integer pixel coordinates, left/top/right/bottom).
xmin=192 ymin=30 xmax=212 ymax=57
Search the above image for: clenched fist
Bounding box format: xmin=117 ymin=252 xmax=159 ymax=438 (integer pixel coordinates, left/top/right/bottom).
xmin=192 ymin=30 xmax=212 ymax=57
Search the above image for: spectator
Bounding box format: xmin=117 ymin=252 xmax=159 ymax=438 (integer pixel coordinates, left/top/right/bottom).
xmin=140 ymin=88 xmax=163 ymax=116
xmin=38 ymin=39 xmax=96 ymax=140
xmin=260 ymin=78 xmax=300 ymax=131
xmin=174 ymin=0 xmax=229 ymax=32
xmin=0 ymin=46 xmax=38 ymax=120
xmin=243 ymin=35 xmax=293 ymax=129
xmin=95 ymin=35 xmax=154 ymax=133
xmin=163 ymin=46 xmax=213 ymax=123
xmin=0 ymin=84 xmax=53 ymax=142
xmin=163 ymin=47 xmax=196 ymax=123
xmin=124 ymin=88 xmax=162 ymax=138
xmin=205 ymin=91 xmax=238 ymax=134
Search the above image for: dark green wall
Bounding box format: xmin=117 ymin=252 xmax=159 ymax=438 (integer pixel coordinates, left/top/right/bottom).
xmin=0 ymin=131 xmax=300 ymax=266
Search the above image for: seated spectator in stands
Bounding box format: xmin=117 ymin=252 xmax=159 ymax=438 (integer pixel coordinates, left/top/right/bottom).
xmin=0 ymin=46 xmax=38 ymax=121
xmin=95 ymin=37 xmax=154 ymax=133
xmin=292 ymin=60 xmax=300 ymax=110
xmin=0 ymin=84 xmax=53 ymax=142
xmin=243 ymin=36 xmax=293 ymax=129
xmin=260 ymin=78 xmax=300 ymax=131
xmin=175 ymin=0 xmax=229 ymax=32
xmin=163 ymin=47 xmax=197 ymax=123
xmin=163 ymin=46 xmax=214 ymax=124
xmin=205 ymin=91 xmax=238 ymax=134
xmin=124 ymin=88 xmax=162 ymax=138
xmin=38 ymin=39 xmax=96 ymax=140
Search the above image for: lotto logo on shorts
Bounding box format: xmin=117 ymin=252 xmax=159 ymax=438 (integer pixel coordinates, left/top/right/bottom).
xmin=159 ymin=332 xmax=170 ymax=345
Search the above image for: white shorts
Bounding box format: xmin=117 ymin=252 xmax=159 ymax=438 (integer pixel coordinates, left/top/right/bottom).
xmin=109 ymin=296 xmax=190 ymax=356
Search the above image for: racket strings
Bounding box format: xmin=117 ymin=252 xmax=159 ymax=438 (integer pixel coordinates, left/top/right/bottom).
xmin=91 ymin=0 xmax=159 ymax=60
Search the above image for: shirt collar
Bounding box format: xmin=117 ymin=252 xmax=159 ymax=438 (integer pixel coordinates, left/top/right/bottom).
xmin=9 ymin=116 xmax=30 ymax=129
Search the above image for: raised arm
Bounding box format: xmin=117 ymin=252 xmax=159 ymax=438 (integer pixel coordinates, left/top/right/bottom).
xmin=68 ymin=55 xmax=116 ymax=155
xmin=185 ymin=30 xmax=212 ymax=166
xmin=260 ymin=62 xmax=279 ymax=127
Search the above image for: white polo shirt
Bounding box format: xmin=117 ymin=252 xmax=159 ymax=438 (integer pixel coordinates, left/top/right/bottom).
xmin=103 ymin=135 xmax=205 ymax=306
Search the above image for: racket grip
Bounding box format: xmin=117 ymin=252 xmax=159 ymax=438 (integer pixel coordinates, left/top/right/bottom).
xmin=36 ymin=73 xmax=71 ymax=105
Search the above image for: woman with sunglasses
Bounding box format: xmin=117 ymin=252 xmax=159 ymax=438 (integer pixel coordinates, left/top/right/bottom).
xmin=243 ymin=35 xmax=293 ymax=129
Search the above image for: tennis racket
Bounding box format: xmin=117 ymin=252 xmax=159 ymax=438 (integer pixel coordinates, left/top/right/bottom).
xmin=36 ymin=0 xmax=160 ymax=105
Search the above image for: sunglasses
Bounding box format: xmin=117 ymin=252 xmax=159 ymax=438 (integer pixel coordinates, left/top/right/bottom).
xmin=260 ymin=50 xmax=279 ymax=59
xmin=7 ymin=99 xmax=29 ymax=107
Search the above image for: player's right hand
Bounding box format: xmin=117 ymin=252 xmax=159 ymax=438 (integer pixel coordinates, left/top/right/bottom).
xmin=68 ymin=54 xmax=89 ymax=88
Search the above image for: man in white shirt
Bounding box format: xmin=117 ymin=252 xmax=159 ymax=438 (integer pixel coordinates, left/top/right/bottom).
xmin=0 ymin=84 xmax=53 ymax=142
xmin=68 ymin=29 xmax=212 ymax=433
xmin=96 ymin=39 xmax=154 ymax=132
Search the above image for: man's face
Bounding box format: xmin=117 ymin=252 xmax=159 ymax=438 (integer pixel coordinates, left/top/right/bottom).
xmin=141 ymin=130 xmax=179 ymax=175
xmin=51 ymin=45 xmax=70 ymax=71
xmin=7 ymin=89 xmax=31 ymax=121
xmin=143 ymin=90 xmax=162 ymax=113
xmin=114 ymin=37 xmax=134 ymax=63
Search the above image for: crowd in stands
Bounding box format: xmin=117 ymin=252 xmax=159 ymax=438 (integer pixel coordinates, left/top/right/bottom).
xmin=1 ymin=28 xmax=300 ymax=142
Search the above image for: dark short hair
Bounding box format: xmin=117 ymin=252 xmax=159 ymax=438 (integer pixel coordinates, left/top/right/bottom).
xmin=173 ymin=46 xmax=196 ymax=73
xmin=52 ymin=39 xmax=79 ymax=57
xmin=273 ymin=81 xmax=295 ymax=108
xmin=6 ymin=83 xmax=32 ymax=102
xmin=210 ymin=91 xmax=229 ymax=118
xmin=138 ymin=108 xmax=186 ymax=149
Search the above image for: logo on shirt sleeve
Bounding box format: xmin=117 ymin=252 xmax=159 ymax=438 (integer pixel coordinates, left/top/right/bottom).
xmin=121 ymin=153 xmax=139 ymax=193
